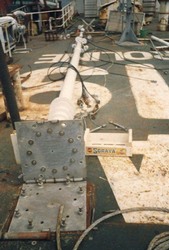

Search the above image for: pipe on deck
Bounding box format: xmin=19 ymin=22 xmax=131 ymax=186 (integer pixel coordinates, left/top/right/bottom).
xmin=48 ymin=29 xmax=87 ymax=121
xmin=151 ymin=35 xmax=169 ymax=47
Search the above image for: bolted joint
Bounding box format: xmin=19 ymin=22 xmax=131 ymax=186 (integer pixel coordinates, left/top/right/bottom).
xmin=15 ymin=209 xmax=21 ymax=218
xmin=78 ymin=207 xmax=83 ymax=215
xmin=27 ymin=219 xmax=34 ymax=229
xmin=78 ymin=186 xmax=84 ymax=194
xmin=61 ymin=218 xmax=66 ymax=228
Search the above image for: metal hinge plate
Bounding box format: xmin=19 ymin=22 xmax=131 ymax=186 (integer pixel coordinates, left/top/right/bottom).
xmin=8 ymin=181 xmax=87 ymax=233
xmin=15 ymin=120 xmax=86 ymax=182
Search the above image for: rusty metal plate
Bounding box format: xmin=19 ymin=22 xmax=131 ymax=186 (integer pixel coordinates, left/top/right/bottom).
xmin=15 ymin=120 xmax=86 ymax=182
xmin=8 ymin=181 xmax=87 ymax=233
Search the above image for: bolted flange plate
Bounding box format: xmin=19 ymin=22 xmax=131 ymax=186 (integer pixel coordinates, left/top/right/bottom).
xmin=15 ymin=120 xmax=86 ymax=182
xmin=8 ymin=181 xmax=87 ymax=233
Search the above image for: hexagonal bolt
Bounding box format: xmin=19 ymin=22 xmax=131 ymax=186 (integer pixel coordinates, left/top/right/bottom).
xmin=27 ymin=219 xmax=34 ymax=229
xmin=65 ymin=176 xmax=71 ymax=185
xmin=70 ymin=158 xmax=75 ymax=164
xmin=68 ymin=138 xmax=74 ymax=143
xmin=78 ymin=186 xmax=84 ymax=194
xmin=52 ymin=169 xmax=57 ymax=174
xmin=60 ymin=218 xmax=66 ymax=228
xmin=36 ymin=131 xmax=41 ymax=137
xmin=21 ymin=188 xmax=26 ymax=197
xmin=61 ymin=123 xmax=66 ymax=128
xmin=27 ymin=150 xmax=32 ymax=156
xmin=47 ymin=128 xmax=53 ymax=134
xmin=59 ymin=131 xmax=65 ymax=136
xmin=37 ymin=177 xmax=44 ymax=187
xmin=72 ymin=148 xmax=78 ymax=153
xmin=63 ymin=166 xmax=68 ymax=171
xmin=31 ymin=160 xmax=37 ymax=166
xmin=41 ymin=167 xmax=46 ymax=172
xmin=15 ymin=209 xmax=21 ymax=218
xmin=78 ymin=207 xmax=83 ymax=215
xmin=28 ymin=140 xmax=34 ymax=145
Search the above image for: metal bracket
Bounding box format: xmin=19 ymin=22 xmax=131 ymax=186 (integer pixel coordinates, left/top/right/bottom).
xmin=8 ymin=181 xmax=87 ymax=234
xmin=15 ymin=120 xmax=86 ymax=182
xmin=7 ymin=120 xmax=88 ymax=236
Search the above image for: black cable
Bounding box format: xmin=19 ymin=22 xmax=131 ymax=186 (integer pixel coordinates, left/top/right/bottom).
xmin=47 ymin=60 xmax=99 ymax=105
xmin=47 ymin=61 xmax=69 ymax=82
xmin=68 ymin=63 xmax=99 ymax=103
xmin=88 ymin=40 xmax=124 ymax=61
xmin=147 ymin=232 xmax=169 ymax=250
xmin=81 ymin=49 xmax=156 ymax=81
xmin=84 ymin=49 xmax=112 ymax=67
xmin=88 ymin=40 xmax=169 ymax=71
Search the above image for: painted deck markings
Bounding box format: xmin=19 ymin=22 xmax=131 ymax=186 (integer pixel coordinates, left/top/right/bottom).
xmin=98 ymin=58 xmax=169 ymax=224
xmin=21 ymin=50 xmax=169 ymax=225
xmin=126 ymin=64 xmax=169 ymax=119
xmin=34 ymin=53 xmax=70 ymax=64
xmin=99 ymin=135 xmax=169 ymax=224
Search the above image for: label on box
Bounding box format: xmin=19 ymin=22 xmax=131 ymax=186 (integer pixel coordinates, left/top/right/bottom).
xmin=86 ymin=147 xmax=127 ymax=156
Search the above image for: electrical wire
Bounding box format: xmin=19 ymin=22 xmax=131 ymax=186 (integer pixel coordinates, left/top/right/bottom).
xmin=88 ymin=40 xmax=169 ymax=71
xmin=47 ymin=60 xmax=99 ymax=105
xmin=47 ymin=61 xmax=68 ymax=82
xmin=72 ymin=207 xmax=169 ymax=250
xmin=81 ymin=43 xmax=169 ymax=82
xmin=81 ymin=49 xmax=157 ymax=82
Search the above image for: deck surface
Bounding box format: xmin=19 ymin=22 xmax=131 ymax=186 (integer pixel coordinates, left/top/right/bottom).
xmin=0 ymin=16 xmax=169 ymax=250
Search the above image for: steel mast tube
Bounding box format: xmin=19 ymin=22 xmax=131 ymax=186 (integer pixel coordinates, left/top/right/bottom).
xmin=48 ymin=29 xmax=87 ymax=121
xmin=151 ymin=35 xmax=169 ymax=46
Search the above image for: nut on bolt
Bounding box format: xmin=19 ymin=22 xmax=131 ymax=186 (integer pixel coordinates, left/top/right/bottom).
xmin=61 ymin=218 xmax=66 ymax=227
xmin=78 ymin=186 xmax=84 ymax=194
xmin=65 ymin=176 xmax=71 ymax=185
xmin=59 ymin=131 xmax=65 ymax=136
xmin=70 ymin=158 xmax=75 ymax=164
xmin=47 ymin=128 xmax=53 ymax=134
xmin=78 ymin=207 xmax=83 ymax=215
xmin=27 ymin=150 xmax=32 ymax=156
xmin=15 ymin=209 xmax=21 ymax=218
xmin=41 ymin=166 xmax=46 ymax=172
xmin=72 ymin=148 xmax=78 ymax=153
xmin=21 ymin=188 xmax=26 ymax=196
xmin=27 ymin=219 xmax=34 ymax=229
xmin=31 ymin=160 xmax=37 ymax=165
xmin=36 ymin=131 xmax=41 ymax=137
xmin=68 ymin=138 xmax=74 ymax=143
xmin=28 ymin=140 xmax=34 ymax=145
xmin=52 ymin=169 xmax=57 ymax=174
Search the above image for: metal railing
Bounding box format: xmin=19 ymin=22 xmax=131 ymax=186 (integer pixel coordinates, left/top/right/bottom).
xmin=0 ymin=21 xmax=16 ymax=57
xmin=18 ymin=2 xmax=75 ymax=34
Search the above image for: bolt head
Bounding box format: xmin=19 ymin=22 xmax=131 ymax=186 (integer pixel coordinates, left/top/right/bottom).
xmin=41 ymin=167 xmax=46 ymax=172
xmin=36 ymin=132 xmax=41 ymax=137
xmin=47 ymin=128 xmax=53 ymax=134
xmin=72 ymin=148 xmax=78 ymax=153
xmin=31 ymin=160 xmax=37 ymax=165
xmin=68 ymin=138 xmax=74 ymax=143
xmin=28 ymin=140 xmax=34 ymax=145
xmin=27 ymin=151 xmax=32 ymax=156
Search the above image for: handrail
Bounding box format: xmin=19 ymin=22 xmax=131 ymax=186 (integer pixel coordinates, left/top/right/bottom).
xmin=23 ymin=2 xmax=74 ymax=33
